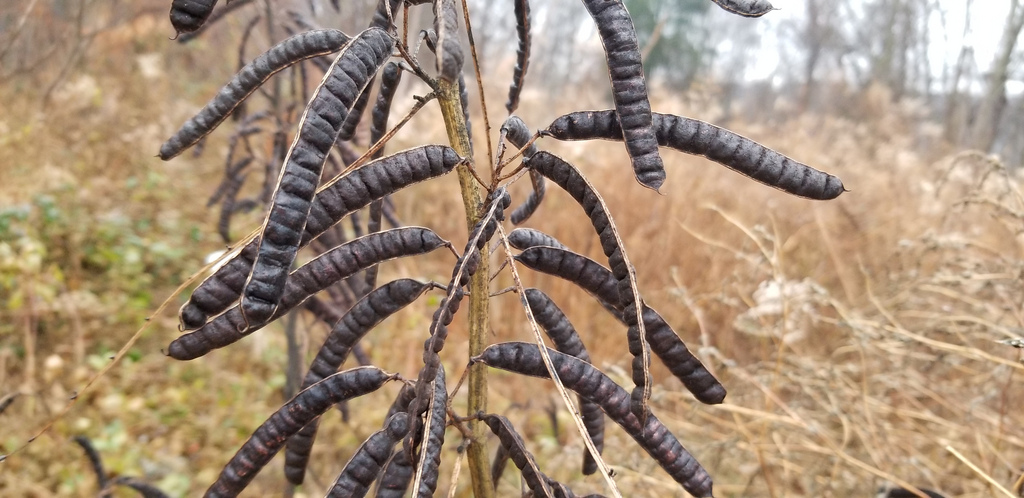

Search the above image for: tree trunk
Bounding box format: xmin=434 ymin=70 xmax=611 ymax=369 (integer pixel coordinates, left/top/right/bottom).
xmin=968 ymin=0 xmax=1024 ymax=151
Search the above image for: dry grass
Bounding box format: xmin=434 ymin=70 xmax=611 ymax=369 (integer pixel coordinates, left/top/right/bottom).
xmin=1 ymin=9 xmax=1023 ymax=498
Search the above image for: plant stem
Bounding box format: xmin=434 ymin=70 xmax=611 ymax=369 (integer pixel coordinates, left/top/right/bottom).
xmin=436 ymin=78 xmax=494 ymax=497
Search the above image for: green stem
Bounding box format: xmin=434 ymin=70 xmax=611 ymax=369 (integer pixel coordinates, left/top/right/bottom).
xmin=436 ymin=78 xmax=494 ymax=497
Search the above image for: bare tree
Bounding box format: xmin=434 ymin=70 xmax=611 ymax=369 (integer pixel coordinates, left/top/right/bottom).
xmin=968 ymin=0 xmax=1024 ymax=152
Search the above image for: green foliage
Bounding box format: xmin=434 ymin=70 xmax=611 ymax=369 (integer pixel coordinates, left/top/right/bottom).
xmin=625 ymin=0 xmax=712 ymax=89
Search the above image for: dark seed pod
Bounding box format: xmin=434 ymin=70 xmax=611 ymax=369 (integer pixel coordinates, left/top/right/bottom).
xmin=580 ymin=0 xmax=664 ymax=191
xmin=506 ymin=0 xmax=531 ymax=113
xmin=411 ymin=366 xmax=447 ymax=498
xmin=515 ymin=246 xmax=726 ymax=405
xmin=285 ymin=279 xmax=432 ymax=485
xmin=169 ymin=0 xmax=220 ymax=35
xmin=73 ymin=436 xmax=108 ymax=492
xmin=241 ymin=28 xmax=395 ymax=326
xmin=372 ymin=384 xmax=419 ymax=497
xmin=481 ymin=414 xmax=554 ymax=498
xmin=525 ymin=151 xmax=651 ymax=419
xmin=205 ymin=367 xmax=395 ymax=498
xmin=178 ymin=145 xmax=460 ymax=331
xmin=545 ymin=110 xmax=845 ymax=200
xmin=338 ymin=77 xmax=376 ymax=145
xmin=433 ymin=0 xmax=464 ymax=84
xmin=365 ymin=62 xmax=404 ymax=289
xmin=490 ymin=443 xmax=510 ymax=488
xmin=326 ymin=413 xmax=411 ymax=498
xmin=709 ymin=0 xmax=774 ymax=17
xmin=506 ymin=228 xmax=567 ymax=251
xmin=473 ymin=343 xmax=713 ymax=498
xmin=176 ymin=0 xmax=256 ymax=43
xmin=524 ymin=289 xmax=604 ymax=475
xmin=169 ymin=228 xmax=447 ymax=360
xmin=501 ymin=116 xmax=544 ymax=224
xmin=159 ymin=29 xmax=352 ymax=160
xmin=371 ymin=0 xmax=405 ymax=30
xmin=110 ymin=476 xmax=172 ymax=498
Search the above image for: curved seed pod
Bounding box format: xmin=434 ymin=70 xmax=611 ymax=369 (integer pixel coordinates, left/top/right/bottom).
xmin=375 ymin=448 xmax=414 ymax=498
xmin=490 ymin=443 xmax=510 ymax=488
xmin=169 ymin=0 xmax=220 ymax=35
xmin=178 ymin=145 xmax=460 ymax=331
xmin=241 ymin=28 xmax=395 ymax=326
xmin=111 ymin=476 xmax=171 ymax=498
xmin=526 ymin=151 xmax=651 ymax=419
xmin=433 ymin=0 xmax=463 ymax=84
xmin=209 ymin=154 xmax=255 ymax=207
xmin=501 ymin=116 xmax=544 ymax=225
xmin=481 ymin=414 xmax=553 ymax=498
xmin=204 ymin=367 xmax=394 ymax=498
xmin=506 ymin=0 xmax=531 ymax=113
xmin=338 ymin=76 xmax=376 ymax=144
xmin=159 ymin=29 xmax=352 ymax=160
xmin=546 ymin=110 xmax=844 ymax=200
xmin=284 ymin=279 xmax=432 ymax=485
xmin=326 ymin=413 xmax=411 ymax=498
xmin=411 ymin=366 xmax=447 ymax=498
xmin=524 ymin=289 xmax=604 ymax=475
xmin=515 ymin=246 xmax=726 ymax=405
xmin=365 ymin=62 xmax=403 ymax=289
xmin=169 ymin=228 xmax=447 ymax=360
xmin=73 ymin=436 xmax=108 ymax=492
xmin=371 ymin=0 xmax=404 ymax=30
xmin=506 ymin=228 xmax=567 ymax=251
xmin=580 ymin=0 xmax=663 ymax=191
xmin=177 ymin=0 xmax=256 ymax=43
xmin=474 ymin=343 xmax=713 ymax=498
xmin=709 ymin=0 xmax=774 ymax=17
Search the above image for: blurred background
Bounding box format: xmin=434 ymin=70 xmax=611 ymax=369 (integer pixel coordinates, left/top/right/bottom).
xmin=2 ymin=0 xmax=1024 ymax=496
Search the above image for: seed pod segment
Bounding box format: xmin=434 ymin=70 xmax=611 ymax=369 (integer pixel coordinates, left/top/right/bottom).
xmin=169 ymin=228 xmax=447 ymax=360
xmin=709 ymin=0 xmax=774 ymax=17
xmin=159 ymin=29 xmax=353 ymax=160
xmin=325 ymin=413 xmax=411 ymax=498
xmin=241 ymin=28 xmax=395 ymax=326
xmin=506 ymin=0 xmax=532 ymax=113
xmin=284 ymin=279 xmax=432 ymax=485
xmin=204 ymin=367 xmax=394 ymax=498
xmin=178 ymin=145 xmax=460 ymax=331
xmin=580 ymin=0 xmax=664 ymax=190
xmin=411 ymin=367 xmax=447 ymax=498
xmin=481 ymin=414 xmax=554 ymax=498
xmin=473 ymin=343 xmax=713 ymax=498
xmin=515 ymin=246 xmax=725 ymax=405
xmin=506 ymin=228 xmax=567 ymax=252
xmin=545 ymin=110 xmax=844 ymax=200
xmin=169 ymin=0 xmax=220 ymax=35
xmin=526 ymin=151 xmax=652 ymax=420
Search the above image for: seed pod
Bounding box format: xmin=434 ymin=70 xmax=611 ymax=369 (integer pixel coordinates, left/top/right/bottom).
xmin=473 ymin=343 xmax=713 ymax=498
xmin=285 ymin=280 xmax=432 ymax=485
xmin=73 ymin=436 xmax=108 ymax=492
xmin=506 ymin=0 xmax=531 ymax=113
xmin=241 ymin=28 xmax=395 ymax=326
xmin=375 ymin=448 xmax=414 ymax=498
xmin=337 ymin=78 xmax=376 ymax=145
xmin=481 ymin=414 xmax=554 ymax=498
xmin=515 ymin=246 xmax=725 ymax=405
xmin=169 ymin=0 xmax=219 ymax=35
xmin=411 ymin=366 xmax=447 ymax=498
xmin=524 ymin=289 xmax=604 ymax=475
xmin=169 ymin=228 xmax=447 ymax=360
xmin=159 ymin=29 xmax=353 ymax=160
xmin=526 ymin=151 xmax=651 ymax=419
xmin=433 ymin=0 xmax=463 ymax=84
xmin=506 ymin=228 xmax=566 ymax=252
xmin=490 ymin=443 xmax=510 ymax=488
xmin=178 ymin=145 xmax=459 ymax=331
xmin=371 ymin=0 xmax=404 ymax=30
xmin=205 ymin=367 xmax=394 ymax=498
xmin=176 ymin=0 xmax=256 ymax=43
xmin=580 ymin=0 xmax=663 ymax=190
xmin=325 ymin=413 xmax=410 ymax=498
xmin=545 ymin=110 xmax=844 ymax=200
xmin=459 ymin=74 xmax=473 ymax=145
xmin=501 ymin=116 xmax=544 ymax=224
xmin=709 ymin=0 xmax=774 ymax=17
xmin=110 ymin=476 xmax=171 ymax=498
xmin=366 ymin=62 xmax=403 ymax=289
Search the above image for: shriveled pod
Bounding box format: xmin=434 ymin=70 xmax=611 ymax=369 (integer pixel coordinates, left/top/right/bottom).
xmin=525 ymin=151 xmax=651 ymax=420
xmin=473 ymin=343 xmax=713 ymax=498
xmin=110 ymin=476 xmax=171 ymax=498
xmin=169 ymin=0 xmax=220 ymax=35
xmin=365 ymin=61 xmax=404 ymax=289
xmin=169 ymin=228 xmax=448 ymax=360
xmin=709 ymin=0 xmax=774 ymax=17
xmin=506 ymin=0 xmax=531 ymax=113
xmin=515 ymin=246 xmax=725 ymax=405
xmin=284 ymin=279 xmax=432 ymax=485
xmin=506 ymin=228 xmax=567 ymax=252
xmin=580 ymin=0 xmax=664 ymax=191
xmin=432 ymin=0 xmax=464 ymax=84
xmin=410 ymin=367 xmax=447 ymax=498
xmin=501 ymin=116 xmax=544 ymax=225
xmin=545 ymin=110 xmax=844 ymax=200
xmin=159 ymin=29 xmax=352 ymax=160
xmin=73 ymin=436 xmax=108 ymax=492
xmin=325 ymin=413 xmax=411 ymax=498
xmin=178 ymin=145 xmax=460 ymax=331
xmin=481 ymin=414 xmax=553 ymax=498
xmin=372 ymin=384 xmax=419 ymax=497
xmin=490 ymin=443 xmax=510 ymax=489
xmin=204 ymin=367 xmax=395 ymax=498
xmin=524 ymin=289 xmax=604 ymax=475
xmin=176 ymin=0 xmax=255 ymax=43
xmin=241 ymin=28 xmax=395 ymax=326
